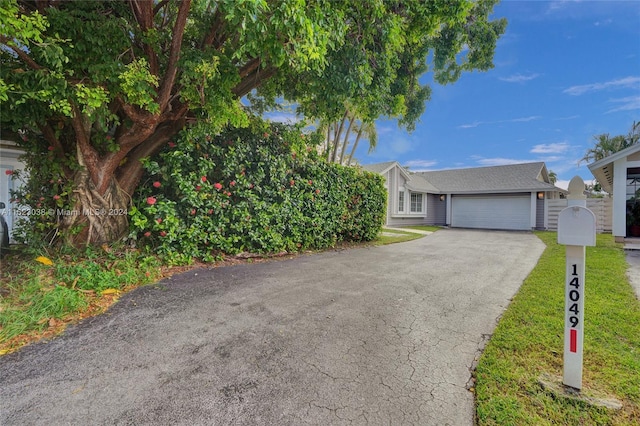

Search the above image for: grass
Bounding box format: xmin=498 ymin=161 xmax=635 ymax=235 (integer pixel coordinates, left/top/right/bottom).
xmin=0 ymin=247 xmax=163 ymax=354
xmin=373 ymin=225 xmax=439 ymax=245
xmin=0 ymin=226 xmax=439 ymax=354
xmin=475 ymin=232 xmax=640 ymax=425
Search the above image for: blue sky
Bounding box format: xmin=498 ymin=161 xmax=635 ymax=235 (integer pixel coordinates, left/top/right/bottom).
xmin=353 ymin=0 xmax=640 ymax=189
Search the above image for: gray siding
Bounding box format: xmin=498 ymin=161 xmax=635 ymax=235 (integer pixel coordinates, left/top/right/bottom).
xmin=426 ymin=194 xmax=446 ymax=226
xmin=536 ymin=198 xmax=545 ymax=229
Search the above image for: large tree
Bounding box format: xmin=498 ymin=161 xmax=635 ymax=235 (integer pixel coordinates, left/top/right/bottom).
xmin=1 ymin=0 xmax=506 ymax=245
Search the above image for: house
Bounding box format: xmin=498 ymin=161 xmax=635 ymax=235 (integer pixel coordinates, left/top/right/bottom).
xmin=0 ymin=140 xmax=27 ymax=239
xmin=588 ymin=143 xmax=640 ymax=242
xmin=362 ymin=161 xmax=564 ymax=231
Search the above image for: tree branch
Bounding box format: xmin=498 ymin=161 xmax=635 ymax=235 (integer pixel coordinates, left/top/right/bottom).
xmin=157 ymin=0 xmax=191 ymax=111
xmin=232 ymin=66 xmax=277 ymax=98
xmin=70 ymin=103 xmax=101 ymax=188
xmin=129 ymin=0 xmax=158 ymax=75
xmin=116 ymin=119 xmax=185 ymax=194
xmin=0 ymin=36 xmax=43 ymax=70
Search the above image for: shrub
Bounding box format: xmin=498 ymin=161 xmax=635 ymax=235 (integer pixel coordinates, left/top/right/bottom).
xmin=130 ymin=119 xmax=386 ymax=263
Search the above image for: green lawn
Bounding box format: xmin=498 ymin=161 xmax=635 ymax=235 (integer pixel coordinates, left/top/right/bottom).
xmin=475 ymin=232 xmax=640 ymax=425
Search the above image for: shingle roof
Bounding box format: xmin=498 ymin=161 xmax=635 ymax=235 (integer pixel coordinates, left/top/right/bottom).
xmin=415 ymin=162 xmax=560 ymax=193
xmin=361 ymin=161 xmax=397 ymax=174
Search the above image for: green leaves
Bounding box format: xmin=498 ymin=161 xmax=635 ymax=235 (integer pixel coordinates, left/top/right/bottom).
xmin=132 ymin=119 xmax=385 ymax=263
xmin=118 ymin=58 xmax=160 ymax=114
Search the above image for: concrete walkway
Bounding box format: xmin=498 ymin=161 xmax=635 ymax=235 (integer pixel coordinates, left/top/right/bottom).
xmin=0 ymin=229 xmax=544 ymax=425
xmin=625 ymin=250 xmax=640 ymax=300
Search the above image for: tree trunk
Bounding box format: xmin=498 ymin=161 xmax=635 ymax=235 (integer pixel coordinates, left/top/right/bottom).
xmin=60 ymin=170 xmax=131 ymax=246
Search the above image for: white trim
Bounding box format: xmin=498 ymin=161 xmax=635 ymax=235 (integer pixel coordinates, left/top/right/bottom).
xmin=530 ymin=192 xmax=537 ymax=228
xmin=613 ymin=158 xmax=627 ymax=237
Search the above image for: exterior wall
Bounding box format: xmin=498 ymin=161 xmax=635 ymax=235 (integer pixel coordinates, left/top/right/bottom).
xmin=547 ymin=198 xmax=612 ymax=233
xmin=536 ymin=197 xmax=545 ymax=229
xmin=425 ymin=193 xmax=446 ymax=226
xmin=1 ymin=143 xmax=28 ymax=240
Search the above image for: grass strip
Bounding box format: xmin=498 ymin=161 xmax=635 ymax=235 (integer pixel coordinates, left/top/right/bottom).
xmin=475 ymin=232 xmax=640 ymax=425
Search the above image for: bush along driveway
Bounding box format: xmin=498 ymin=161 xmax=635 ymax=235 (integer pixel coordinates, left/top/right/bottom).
xmin=0 ymin=229 xmax=544 ymax=425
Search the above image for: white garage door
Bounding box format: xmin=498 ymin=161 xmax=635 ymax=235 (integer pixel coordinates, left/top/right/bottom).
xmin=451 ymin=195 xmax=531 ymax=230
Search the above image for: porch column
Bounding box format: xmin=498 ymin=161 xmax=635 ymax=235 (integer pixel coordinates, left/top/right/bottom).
xmin=613 ymin=158 xmax=627 ymax=238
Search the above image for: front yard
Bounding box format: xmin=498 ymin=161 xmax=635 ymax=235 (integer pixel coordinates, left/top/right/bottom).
xmin=475 ymin=232 xmax=640 ymax=425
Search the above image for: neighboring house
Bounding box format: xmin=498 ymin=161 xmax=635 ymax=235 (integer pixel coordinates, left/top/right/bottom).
xmin=363 ymin=161 xmax=565 ymax=231
xmin=0 ymin=140 xmax=27 ymax=240
xmin=588 ymin=143 xmax=640 ymax=242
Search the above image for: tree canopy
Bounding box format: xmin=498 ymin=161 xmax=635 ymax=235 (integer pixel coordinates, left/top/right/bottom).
xmin=1 ymin=0 xmax=506 ymax=244
xmin=580 ymin=121 xmax=640 ymax=165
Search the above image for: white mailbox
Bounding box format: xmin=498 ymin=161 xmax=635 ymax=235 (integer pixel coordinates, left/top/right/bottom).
xmin=557 ymin=176 xmax=597 ymax=390
xmin=557 ymin=206 xmax=596 ymax=247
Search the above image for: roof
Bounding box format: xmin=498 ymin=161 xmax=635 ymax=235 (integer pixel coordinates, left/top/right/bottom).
xmin=416 ymin=162 xmax=561 ymax=194
xmin=361 ymin=161 xmax=397 ymax=175
xmin=362 ymin=161 xmax=438 ymax=192
xmin=587 ymin=143 xmax=640 ymax=194
xmin=363 ymin=161 xmax=564 ymax=194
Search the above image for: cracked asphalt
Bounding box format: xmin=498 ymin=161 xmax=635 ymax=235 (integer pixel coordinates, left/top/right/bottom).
xmin=0 ymin=229 xmax=545 ymax=425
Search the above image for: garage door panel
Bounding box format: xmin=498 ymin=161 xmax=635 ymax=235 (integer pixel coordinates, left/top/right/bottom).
xmin=452 ymin=196 xmax=531 ymax=230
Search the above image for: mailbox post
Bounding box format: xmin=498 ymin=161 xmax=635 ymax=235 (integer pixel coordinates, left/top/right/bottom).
xmin=557 ymin=176 xmax=596 ymax=390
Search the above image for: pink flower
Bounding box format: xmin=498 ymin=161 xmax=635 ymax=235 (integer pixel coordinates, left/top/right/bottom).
xmin=47 ymin=146 xmax=54 ymax=151
xmin=53 ymin=195 xmax=61 ymax=200
xmin=249 ymin=183 xmax=254 ymax=189
xmin=315 ymin=189 xmax=320 ymax=194
xmin=168 ymin=141 xmax=176 ymax=148
xmin=201 ymin=176 xmax=207 ymax=182
xmin=5 ymin=169 xmax=13 ymax=175
xmin=263 ymin=132 xmax=269 ymax=138
xmin=230 ymin=180 xmax=236 ymax=186
xmin=308 ymin=180 xmax=312 ymax=185
xmin=207 ymin=209 xmax=213 ymax=215
xmin=190 ymin=209 xmax=196 ymax=215
xmin=160 ymin=231 xmax=167 ymax=237
xmin=144 ymin=231 xmax=151 ymax=237
xmin=225 ymin=191 xmax=231 ymax=196
xmin=156 ymin=218 xmax=163 ymax=224
xmin=290 ymin=180 xmax=295 ymax=187
xmin=195 ymin=185 xmax=202 ymax=191
xmin=146 ymin=196 xmax=157 ymax=205
xmin=153 ymin=181 xmax=161 ymax=188
xmin=214 ymin=182 xmax=222 ymax=190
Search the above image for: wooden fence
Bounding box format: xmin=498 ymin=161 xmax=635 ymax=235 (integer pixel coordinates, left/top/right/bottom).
xmin=546 ymin=198 xmax=612 ymax=233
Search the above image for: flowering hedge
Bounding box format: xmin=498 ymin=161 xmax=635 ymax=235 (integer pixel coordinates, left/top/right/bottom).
xmin=130 ymin=120 xmax=386 ymax=264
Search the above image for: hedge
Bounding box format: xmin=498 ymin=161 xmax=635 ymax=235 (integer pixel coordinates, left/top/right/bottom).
xmin=130 ymin=119 xmax=386 ymax=264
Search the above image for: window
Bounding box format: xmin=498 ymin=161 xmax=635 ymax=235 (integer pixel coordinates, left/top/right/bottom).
xmin=410 ymin=193 xmax=423 ymax=213
xmin=398 ymin=190 xmax=405 ymax=212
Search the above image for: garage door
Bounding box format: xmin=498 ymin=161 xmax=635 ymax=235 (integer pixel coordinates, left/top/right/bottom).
xmin=451 ymin=195 xmax=531 ymax=230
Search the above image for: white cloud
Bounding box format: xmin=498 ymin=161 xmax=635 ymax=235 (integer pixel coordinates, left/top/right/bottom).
xmin=511 ymin=116 xmax=542 ymax=123
xmin=403 ymin=160 xmax=438 ymax=171
xmin=563 ymin=76 xmax=640 ymax=95
xmin=530 ymin=142 xmax=571 ymax=154
xmin=594 ymin=18 xmax=613 ymax=26
xmin=554 ymin=179 xmax=571 ymax=190
xmin=499 ymin=73 xmax=540 ymax=83
xmin=554 ymin=115 xmax=580 ymax=121
xmin=458 ymin=116 xmax=541 ymax=129
xmin=473 ymin=157 xmax=532 ymax=166
xmin=606 ymin=95 xmax=640 ymax=113
xmin=547 ymin=0 xmax=582 ymax=13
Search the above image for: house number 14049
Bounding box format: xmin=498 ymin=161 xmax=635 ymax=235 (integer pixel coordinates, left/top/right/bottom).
xmin=568 ymin=264 xmax=580 ymax=330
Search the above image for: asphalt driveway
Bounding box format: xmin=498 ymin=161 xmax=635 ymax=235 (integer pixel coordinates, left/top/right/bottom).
xmin=0 ymin=229 xmax=545 ymax=425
